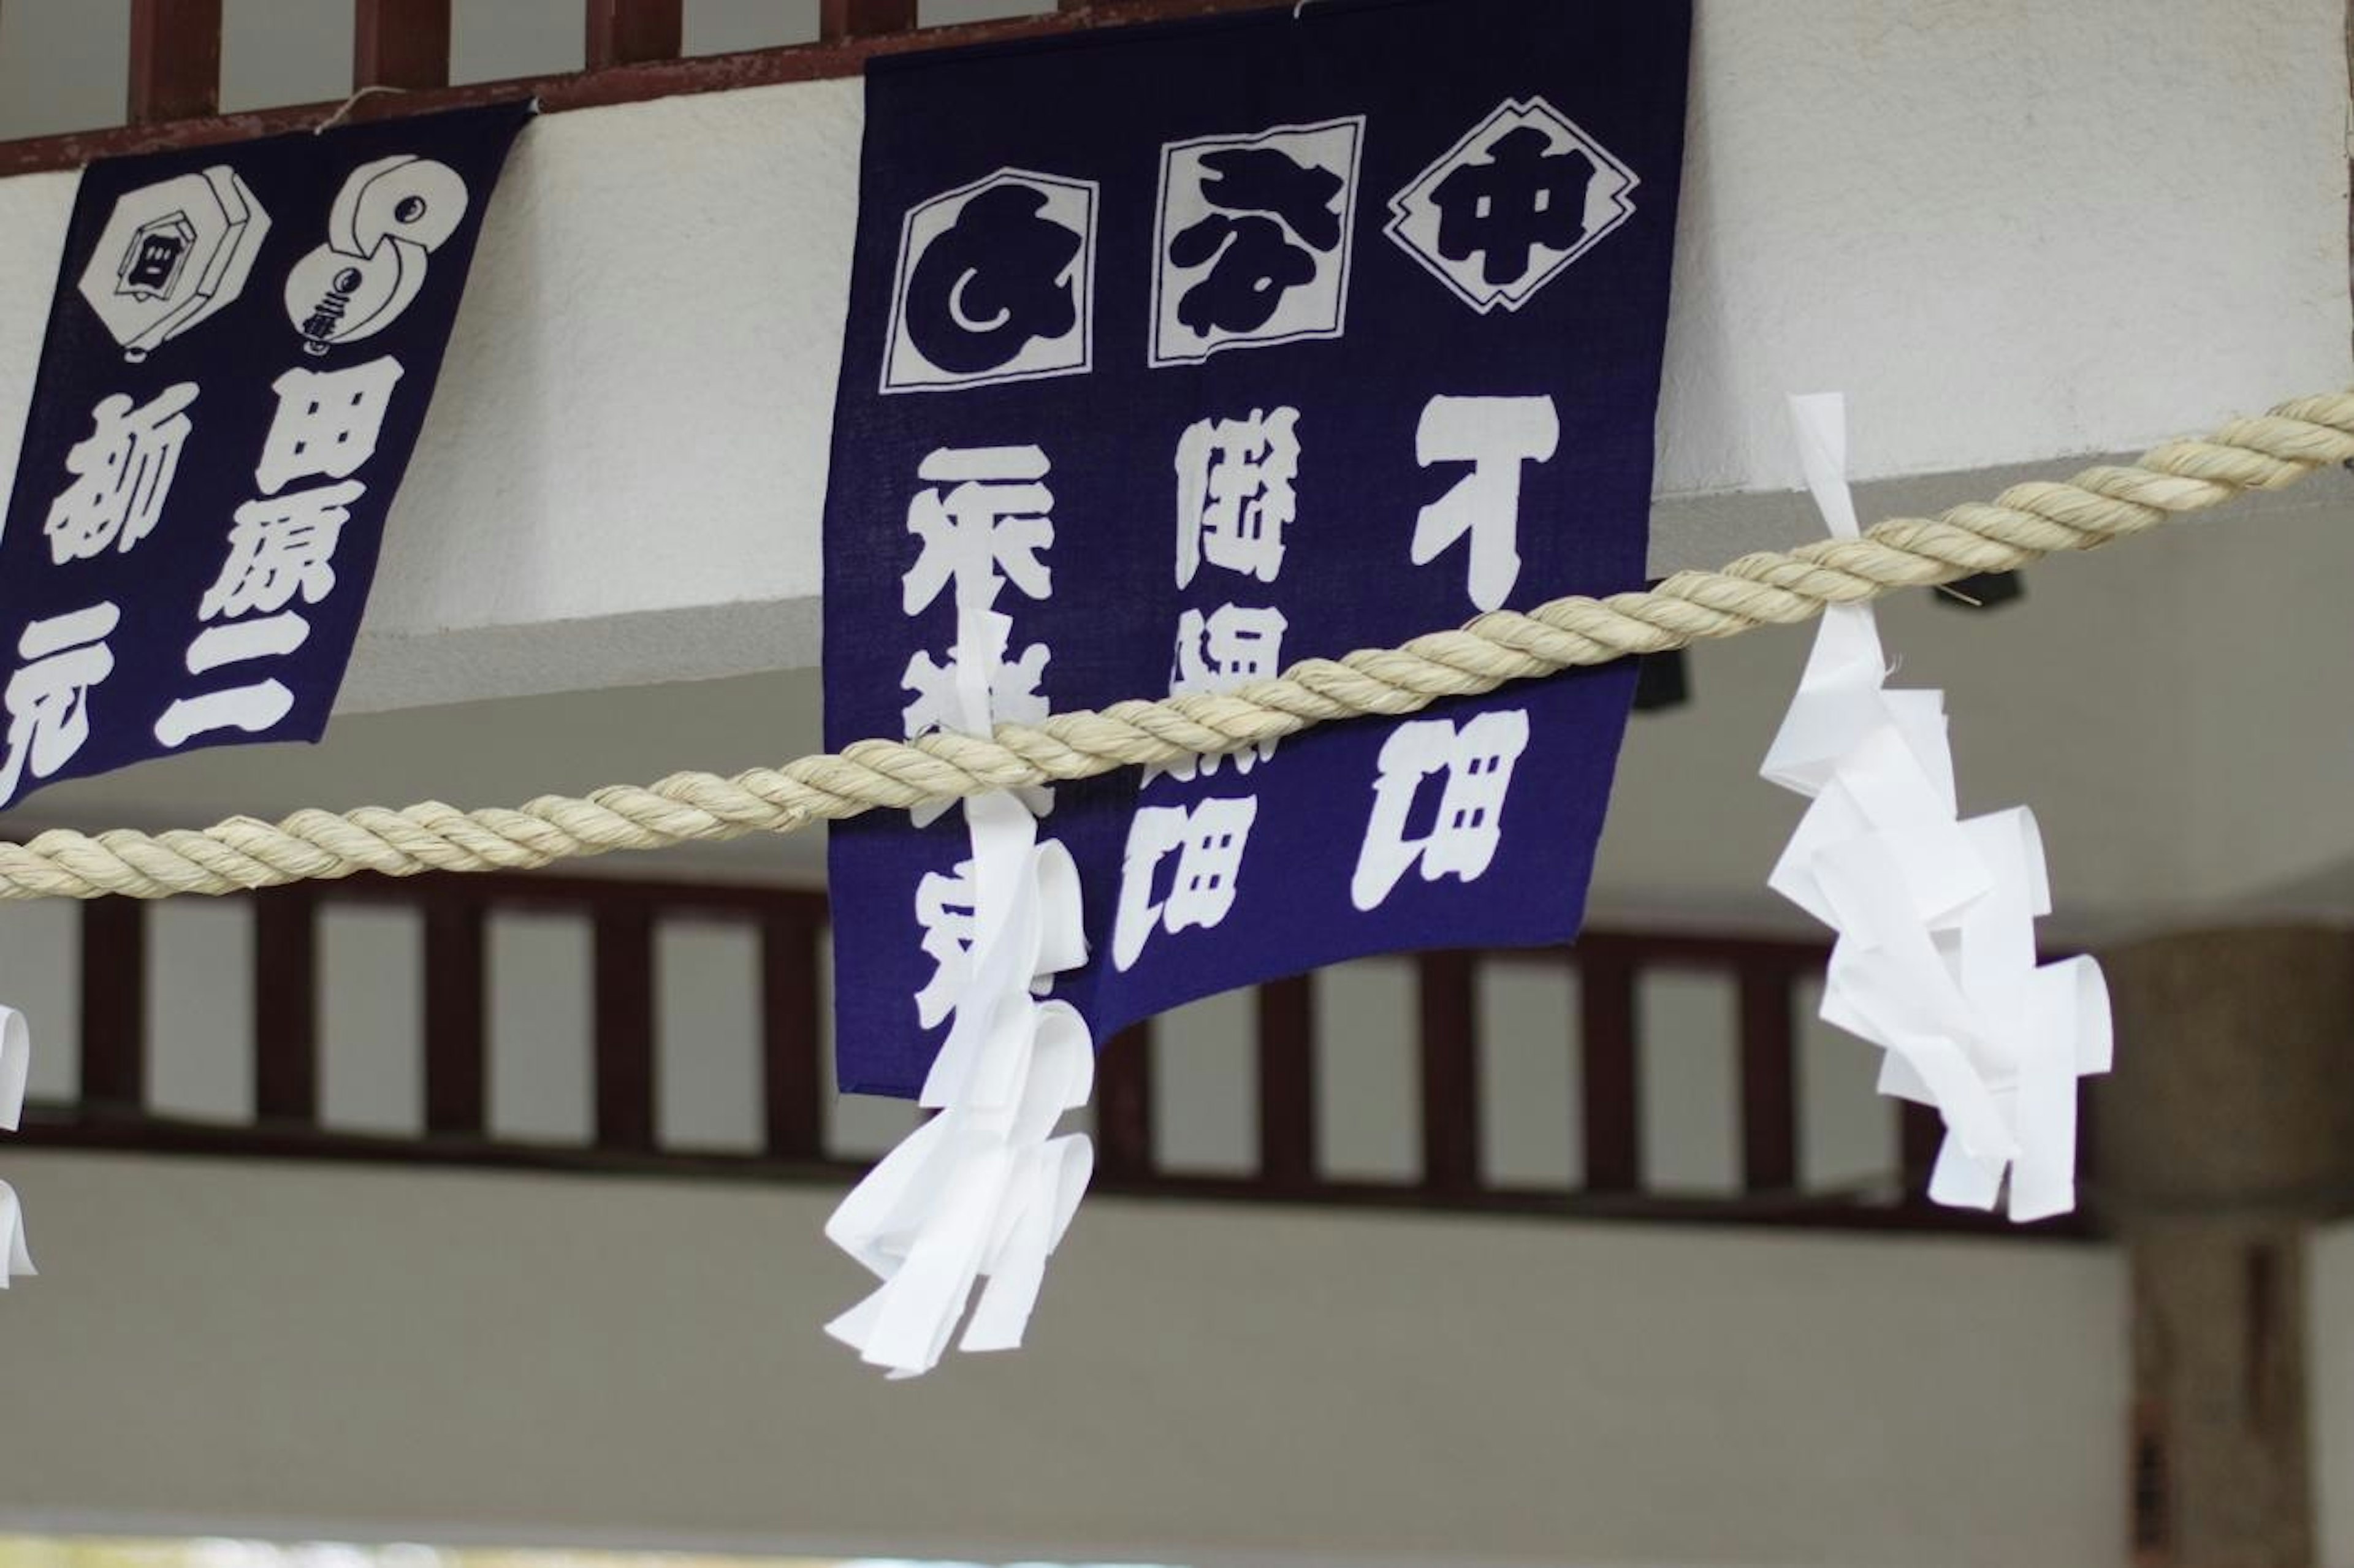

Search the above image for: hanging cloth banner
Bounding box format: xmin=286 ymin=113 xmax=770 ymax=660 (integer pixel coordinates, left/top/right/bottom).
xmin=0 ymin=101 xmax=530 ymax=808
xmin=823 ymin=0 xmax=1691 ymax=1096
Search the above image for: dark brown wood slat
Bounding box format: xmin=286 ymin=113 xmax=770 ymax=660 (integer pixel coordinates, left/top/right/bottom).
xmin=1477 ymin=931 xmax=1834 ymax=973
xmin=821 ymin=0 xmax=919 ymax=39
xmin=593 ymin=901 xmax=657 ymax=1151
xmin=1578 ymin=938 xmax=1640 ymax=1194
xmin=0 ymin=1108 xmax=2106 ymax=1239
xmin=128 ymin=0 xmax=224 ymax=123
xmin=422 ymin=894 xmax=487 ymax=1136
xmin=1417 ymin=950 xmax=1479 ymax=1197
xmin=1095 ymin=1021 xmax=1154 ymax=1180
xmin=251 ymin=885 xmax=319 ymax=1123
xmin=760 ymin=910 xmax=823 ymax=1160
xmin=324 ymin=866 xmax=830 ymax=923
xmin=1255 ymin=975 xmax=1315 ymax=1187
xmin=354 ymin=0 xmax=453 ymax=90
xmin=1899 ymin=1099 xmax=1943 ymax=1201
xmin=2 ymin=0 xmax=1295 ymax=178
xmin=2074 ymin=1073 xmax=2100 ymax=1206
xmin=78 ymin=898 xmax=148 ymax=1111
xmin=585 ymin=0 xmax=684 ymax=68
xmin=1737 ymin=961 xmax=1798 ymax=1194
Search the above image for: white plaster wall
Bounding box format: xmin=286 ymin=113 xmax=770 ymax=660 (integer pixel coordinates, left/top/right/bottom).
xmin=0 ymin=1152 xmax=2128 ymax=1568
xmin=0 ymin=0 xmax=2344 ymax=709
xmin=2315 ymin=1220 xmax=2354 ymax=1568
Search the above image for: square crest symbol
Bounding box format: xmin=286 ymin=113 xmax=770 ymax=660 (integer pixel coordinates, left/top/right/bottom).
xmin=1385 ymin=97 xmax=1639 ymax=314
xmin=883 ymin=168 xmax=1098 ymax=395
xmin=1150 ymin=116 xmax=1365 ymax=367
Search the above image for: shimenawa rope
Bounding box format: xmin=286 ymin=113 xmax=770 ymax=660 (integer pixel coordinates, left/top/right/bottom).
xmin=4 ymin=389 xmax=2348 ymax=904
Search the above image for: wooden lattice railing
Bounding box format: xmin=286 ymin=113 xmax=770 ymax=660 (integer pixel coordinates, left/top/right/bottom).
xmin=0 ymin=0 xmax=1297 ymax=178
xmin=12 ymin=869 xmax=2098 ymax=1238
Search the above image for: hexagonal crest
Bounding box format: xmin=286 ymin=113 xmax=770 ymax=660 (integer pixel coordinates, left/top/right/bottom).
xmin=78 ymin=166 xmax=272 ymax=360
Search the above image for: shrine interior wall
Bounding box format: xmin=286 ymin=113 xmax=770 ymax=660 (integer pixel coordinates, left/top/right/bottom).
xmin=2314 ymin=1220 xmax=2354 ymax=1568
xmin=0 ymin=1149 xmax=2127 ymax=1568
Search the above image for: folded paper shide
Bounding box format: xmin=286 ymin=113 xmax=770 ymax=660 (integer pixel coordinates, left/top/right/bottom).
xmin=1762 ymin=394 xmax=2113 ymax=1220
xmin=824 ymin=615 xmax=1097 ymax=1378
xmin=0 ymin=1004 xmax=34 ymax=1284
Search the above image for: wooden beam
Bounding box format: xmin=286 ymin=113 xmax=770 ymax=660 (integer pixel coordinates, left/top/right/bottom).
xmin=354 ymin=0 xmax=453 ymax=91
xmin=1095 ymin=1021 xmax=1154 ymax=1181
xmin=251 ymin=886 xmax=319 ymax=1124
xmin=128 ymin=0 xmax=223 ymax=123
xmin=1736 ymin=961 xmax=1798 ymax=1194
xmin=1416 ymin=950 xmax=1479 ymax=1197
xmin=759 ymin=909 xmax=823 ymax=1161
xmin=585 ymin=0 xmax=684 ymax=69
xmin=1578 ymin=939 xmax=1640 ymax=1194
xmin=821 ymin=0 xmax=919 ymax=40
xmin=326 ymin=867 xmax=830 ymax=922
xmin=2 ymin=0 xmax=1295 ymax=178
xmin=592 ymin=901 xmax=658 ymax=1151
xmin=78 ymin=899 xmax=148 ymax=1111
xmin=1254 ymin=975 xmax=1316 ymax=1188
xmin=422 ymin=895 xmax=487 ymax=1136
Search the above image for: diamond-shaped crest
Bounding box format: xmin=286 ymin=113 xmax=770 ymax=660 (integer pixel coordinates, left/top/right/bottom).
xmin=1385 ymin=97 xmax=1638 ymax=315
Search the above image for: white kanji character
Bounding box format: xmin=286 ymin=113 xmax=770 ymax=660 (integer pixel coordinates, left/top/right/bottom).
xmin=1112 ymin=796 xmax=1258 ymax=970
xmin=1175 ymin=406 xmax=1297 ymax=587
xmin=154 ymin=611 xmax=310 ymax=751
xmin=899 ymin=607 xmax=1054 ymax=827
xmin=152 ymin=680 xmax=294 ymax=750
xmin=43 ymin=384 xmax=199 ymax=563
xmin=1412 ymin=395 xmax=1558 ymax=611
xmin=902 ymin=640 xmax=1051 ymax=740
xmin=902 ymin=446 xmax=1054 ymax=615
xmin=1175 ymin=602 xmax=1287 ymax=688
xmin=1149 ymin=602 xmax=1290 ymax=785
xmin=253 ymin=357 xmax=403 ymax=496
xmin=1350 ymin=708 xmax=1530 ymax=911
xmin=913 ymin=861 xmax=978 ymax=1029
xmin=186 ymin=611 xmax=309 ymax=673
xmin=200 ymin=480 xmax=363 ymax=620
xmin=0 ymin=603 xmax=120 ymax=806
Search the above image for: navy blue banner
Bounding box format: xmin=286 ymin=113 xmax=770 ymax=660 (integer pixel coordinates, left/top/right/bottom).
xmin=0 ymin=101 xmax=528 ymax=808
xmin=824 ymin=0 xmax=1689 ymax=1095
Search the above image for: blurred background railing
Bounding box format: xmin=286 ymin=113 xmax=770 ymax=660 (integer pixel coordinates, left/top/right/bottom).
xmin=0 ymin=0 xmax=1297 ymax=175
xmin=5 ymin=868 xmax=2096 ymax=1236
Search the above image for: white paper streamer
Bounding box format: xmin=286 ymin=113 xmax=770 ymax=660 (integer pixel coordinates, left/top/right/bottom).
xmin=0 ymin=1005 xmax=33 ymax=1284
xmin=825 ymin=609 xmax=1093 ymax=1377
xmin=1762 ymin=394 xmax=2112 ymax=1222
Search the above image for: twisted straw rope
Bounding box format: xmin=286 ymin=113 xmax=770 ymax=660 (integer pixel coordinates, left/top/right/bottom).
xmin=6 ymin=389 xmax=2350 ymax=903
